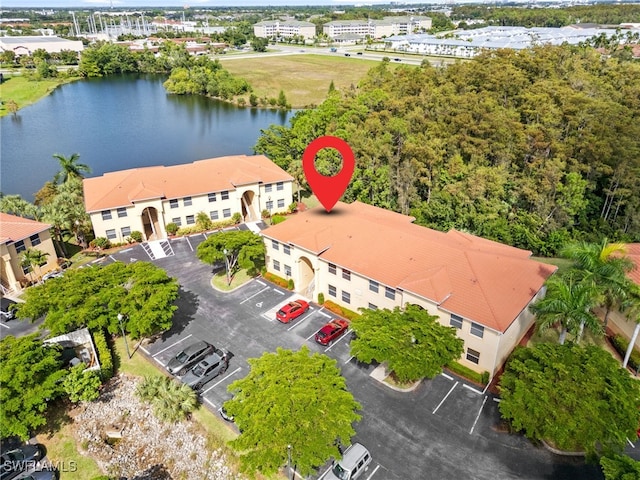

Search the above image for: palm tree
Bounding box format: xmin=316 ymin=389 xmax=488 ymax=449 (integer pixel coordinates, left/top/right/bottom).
xmin=530 ymin=273 xmax=601 ymax=345
xmin=20 ymin=248 xmax=49 ymax=284
xmin=52 ymin=153 xmax=91 ymax=184
xmin=561 ymin=239 xmax=635 ymax=328
xmin=621 ymin=287 xmax=640 ymax=370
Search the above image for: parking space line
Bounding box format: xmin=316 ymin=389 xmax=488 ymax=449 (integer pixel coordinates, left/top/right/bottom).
xmin=0 ymin=323 xmax=10 ymax=329
xmin=364 ymin=465 xmax=381 ymax=480
xmin=627 ymin=438 xmax=636 ymax=448
xmin=493 ymin=398 xmax=501 ymax=403
xmin=119 ymin=248 xmax=133 ymax=253
xmin=317 ymin=309 xmax=331 ymax=318
xmin=256 ymin=280 xmax=266 ymax=286
xmin=287 ymin=311 xmax=314 ymax=331
xmin=325 ymin=329 xmax=352 ymax=352
xmin=463 ymin=384 xmax=483 ymax=395
xmin=139 ymin=346 xmax=150 ymax=355
xmin=440 ymin=372 xmax=453 ymax=381
xmin=306 ymin=329 xmax=320 ymax=341
xmin=201 ymin=367 xmax=241 ymax=395
xmin=344 ymin=355 xmax=354 ymax=365
xmin=240 ymin=286 xmax=270 ymax=304
xmin=151 ymin=334 xmax=193 ymax=357
xmin=109 ymin=255 xmax=117 ymax=262
xmin=203 ymin=397 xmax=217 ymax=409
xmin=186 ymin=237 xmax=194 ymax=251
xmin=273 ymin=289 xmax=285 ymax=295
xmin=469 ymin=395 xmax=488 ymax=434
xmin=433 ymin=381 xmax=458 ymax=414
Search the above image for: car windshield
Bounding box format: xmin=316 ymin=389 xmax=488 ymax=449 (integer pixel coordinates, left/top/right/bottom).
xmin=317 ymin=331 xmax=327 ymax=338
xmin=277 ymin=309 xmax=286 ymax=316
xmin=192 ymin=364 xmax=205 ymax=376
xmin=175 ymin=351 xmax=188 ymax=363
xmin=331 ymin=463 xmax=349 ymax=480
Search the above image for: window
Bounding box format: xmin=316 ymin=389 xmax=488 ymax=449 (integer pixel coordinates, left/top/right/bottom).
xmin=342 ymin=269 xmax=351 ymax=281
xmin=283 ymin=245 xmax=291 ymax=255
xmin=265 ymin=183 xmax=273 ymax=193
xmin=183 ymin=196 xmax=192 ymax=206
xmin=450 ymin=314 xmax=463 ymax=329
xmin=221 ymin=190 xmax=229 ymax=200
xmin=276 ymin=181 xmax=284 ymax=191
xmin=186 ymin=215 xmax=195 ymax=225
xmin=277 ymin=198 xmax=285 ymax=208
xmin=169 ymin=199 xmax=179 ymax=209
xmin=29 ymin=234 xmax=41 ymax=247
xmin=117 ymin=207 xmax=127 ymax=218
xmin=223 ymin=208 xmax=231 ymax=218
xmin=369 ymin=280 xmax=379 ymax=293
xmin=105 ymin=229 xmax=117 ymax=240
xmin=14 ymin=240 xmax=26 ymax=254
xmin=272 ymin=240 xmax=279 ymax=250
xmin=342 ymin=290 xmax=351 ymax=304
xmin=368 ymin=303 xmax=378 ymax=311
xmin=172 ymin=217 xmax=182 ymax=227
xmin=273 ymin=260 xmax=280 ymax=271
xmin=328 ymin=263 xmax=336 ymax=275
xmin=470 ymin=322 xmax=485 ymax=338
xmin=328 ymin=285 xmax=337 ymax=297
xmin=101 ymin=210 xmax=112 ymax=220
xmin=210 ymin=210 xmax=219 ymax=220
xmin=284 ymin=265 xmax=292 ymax=277
xmin=385 ymin=287 xmax=396 ymax=300
xmin=121 ymin=226 xmax=131 ymax=237
xmin=208 ymin=192 xmax=217 ymax=202
xmin=466 ymin=348 xmax=480 ymax=365
xmin=266 ymin=200 xmax=274 ymax=210
xmin=21 ymin=264 xmax=31 ymax=275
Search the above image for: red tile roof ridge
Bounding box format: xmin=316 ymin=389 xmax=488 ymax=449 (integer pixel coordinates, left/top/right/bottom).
xmin=0 ymin=212 xmax=52 ymax=244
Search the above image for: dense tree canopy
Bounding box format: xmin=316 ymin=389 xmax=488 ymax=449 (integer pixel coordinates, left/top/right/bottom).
xmin=600 ymin=454 xmax=640 ymax=480
xmin=255 ymin=45 xmax=640 ymax=255
xmin=499 ymin=343 xmax=640 ymax=455
xmin=350 ymin=305 xmax=464 ymax=382
xmin=225 ymin=347 xmax=361 ymax=476
xmin=196 ymin=230 xmax=265 ymax=279
xmin=15 ymin=261 xmax=179 ymax=339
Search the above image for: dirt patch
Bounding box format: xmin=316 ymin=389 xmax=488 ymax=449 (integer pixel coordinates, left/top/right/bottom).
xmin=72 ymin=374 xmax=245 ymax=480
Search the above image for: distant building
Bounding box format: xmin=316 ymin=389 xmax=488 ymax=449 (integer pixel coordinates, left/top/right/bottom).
xmin=83 ymin=155 xmax=294 ymax=242
xmin=323 ymin=16 xmax=432 ymax=41
xmin=253 ymin=20 xmax=316 ymax=40
xmin=262 ymin=201 xmax=556 ymax=377
xmin=0 ymin=35 xmax=84 ymax=56
xmin=0 ymin=212 xmax=58 ymax=294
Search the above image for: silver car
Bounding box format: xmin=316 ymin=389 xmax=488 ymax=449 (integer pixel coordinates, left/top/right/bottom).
xmin=166 ymin=341 xmax=214 ymax=376
xmin=181 ymin=349 xmax=229 ymax=391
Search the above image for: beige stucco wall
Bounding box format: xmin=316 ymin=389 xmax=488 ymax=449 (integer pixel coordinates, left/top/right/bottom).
xmin=1 ymin=229 xmax=58 ymax=290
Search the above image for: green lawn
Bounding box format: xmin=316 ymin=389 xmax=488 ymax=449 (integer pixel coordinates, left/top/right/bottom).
xmin=211 ymin=268 xmax=254 ymax=291
xmin=532 ymin=256 xmax=574 ymax=276
xmin=0 ymin=74 xmax=78 ymax=117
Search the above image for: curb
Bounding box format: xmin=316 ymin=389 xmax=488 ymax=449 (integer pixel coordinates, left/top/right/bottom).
xmin=540 ymin=440 xmax=586 ymax=457
xmin=369 ymin=364 xmax=422 ymax=392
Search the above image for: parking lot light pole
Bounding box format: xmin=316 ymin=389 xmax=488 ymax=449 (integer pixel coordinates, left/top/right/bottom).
xmin=223 ymin=248 xmax=232 ymax=286
xmin=117 ymin=313 xmax=131 ymax=359
xmin=287 ymin=444 xmax=292 ymax=480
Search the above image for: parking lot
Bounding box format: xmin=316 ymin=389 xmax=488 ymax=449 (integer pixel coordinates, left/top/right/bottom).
xmin=96 ymin=234 xmax=611 ymax=479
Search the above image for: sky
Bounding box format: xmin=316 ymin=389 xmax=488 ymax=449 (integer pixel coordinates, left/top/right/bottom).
xmin=3 ymin=0 xmax=470 ymax=8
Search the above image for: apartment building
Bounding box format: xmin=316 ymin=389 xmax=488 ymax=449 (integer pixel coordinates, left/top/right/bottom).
xmin=253 ymin=20 xmax=316 ymax=40
xmin=323 ymin=16 xmax=432 ymax=40
xmin=83 ymin=155 xmax=294 ymax=243
xmin=262 ymin=201 xmax=556 ymax=377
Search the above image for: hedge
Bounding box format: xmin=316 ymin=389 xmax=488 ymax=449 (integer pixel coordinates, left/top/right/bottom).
xmin=92 ymin=329 xmax=113 ymax=380
xmin=446 ymin=361 xmax=489 ymax=386
xmin=263 ymin=272 xmax=289 ymax=289
xmin=610 ymin=334 xmax=640 ymax=372
xmin=176 ymin=218 xmax=236 ymax=236
xmin=322 ymin=300 xmax=361 ymax=321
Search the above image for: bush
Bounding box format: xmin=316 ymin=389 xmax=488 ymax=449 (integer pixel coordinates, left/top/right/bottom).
xmin=323 ymin=300 xmax=360 ymax=321
xmin=232 ymin=212 xmax=242 ymax=224
xmin=263 ymin=271 xmax=289 ymax=289
xmin=318 ymin=292 xmax=325 ymax=305
xmin=610 ymin=334 xmax=640 ymax=372
xmin=271 ymin=215 xmax=287 ymax=225
xmin=249 ymin=93 xmax=258 ymax=107
xmin=90 ymin=237 xmax=111 ymax=249
xmin=196 ymin=211 xmax=213 ymax=231
xmin=288 ymin=202 xmax=298 ymax=214
xmin=166 ymin=222 xmax=179 ymax=235
xmin=287 ymin=278 xmax=295 ymax=290
xmin=92 ymin=329 xmax=113 ymax=380
xmin=129 ymin=231 xmax=143 ymax=243
xmin=261 ymin=209 xmax=271 ymax=219
xmin=446 ymin=361 xmax=486 ymax=385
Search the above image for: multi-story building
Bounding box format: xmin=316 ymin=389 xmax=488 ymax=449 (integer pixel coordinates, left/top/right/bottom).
xmin=262 ymin=201 xmax=556 ymax=377
xmin=83 ymin=155 xmax=294 ymax=243
xmin=323 ymin=16 xmax=432 ymax=40
xmin=253 ymin=20 xmax=316 ymax=40
xmin=0 ymin=212 xmax=58 ymax=293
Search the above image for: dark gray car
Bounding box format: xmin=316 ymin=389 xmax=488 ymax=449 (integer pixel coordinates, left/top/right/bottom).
xmin=181 ymin=348 xmax=229 ymax=391
xmin=0 ymin=444 xmax=44 ymax=480
xmin=166 ymin=341 xmax=214 ymax=376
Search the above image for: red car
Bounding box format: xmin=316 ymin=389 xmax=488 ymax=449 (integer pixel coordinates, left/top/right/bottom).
xmin=276 ymin=300 xmax=310 ymax=323
xmin=315 ymin=318 xmax=349 ymax=346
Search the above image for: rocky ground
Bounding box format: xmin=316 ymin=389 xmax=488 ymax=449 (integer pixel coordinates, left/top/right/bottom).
xmin=73 ymin=373 xmax=245 ymax=480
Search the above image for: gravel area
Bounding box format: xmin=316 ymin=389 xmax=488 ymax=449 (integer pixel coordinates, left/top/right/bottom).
xmin=74 ymin=373 xmax=245 ymax=480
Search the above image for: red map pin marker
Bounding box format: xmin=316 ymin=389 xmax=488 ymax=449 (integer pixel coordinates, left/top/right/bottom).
xmin=302 ymin=136 xmax=355 ymax=213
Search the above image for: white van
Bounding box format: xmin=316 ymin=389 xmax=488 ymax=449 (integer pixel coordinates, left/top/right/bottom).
xmin=324 ymin=443 xmax=371 ymax=480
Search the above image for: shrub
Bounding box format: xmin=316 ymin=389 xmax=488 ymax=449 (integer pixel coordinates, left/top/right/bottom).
xmin=129 ymin=231 xmax=143 ymax=243
xmin=90 ymin=237 xmax=111 ymax=249
xmin=92 ymin=329 xmax=113 ymax=380
xmin=249 ymin=93 xmax=258 ymax=107
xmin=318 ymin=292 xmax=325 ymax=305
xmin=481 ymin=371 xmax=490 ymax=386
xmin=288 ymin=202 xmax=298 ymax=214
xmin=166 ymin=222 xmax=179 ymax=235
xmin=263 ymin=271 xmax=289 ymax=289
xmin=261 ymin=209 xmax=271 ymax=219
xmin=323 ymin=300 xmax=360 ymax=321
xmin=287 ymin=278 xmax=295 ymax=290
xmin=196 ymin=211 xmax=213 ymax=231
xmin=610 ymin=334 xmax=640 ymax=372
xmin=62 ymin=364 xmax=102 ymax=403
xmin=446 ymin=361 xmax=485 ymax=385
xmin=232 ymin=212 xmax=242 ymax=224
xmin=237 ymin=97 xmax=247 ymax=107
xmin=271 ymin=215 xmax=287 ymax=225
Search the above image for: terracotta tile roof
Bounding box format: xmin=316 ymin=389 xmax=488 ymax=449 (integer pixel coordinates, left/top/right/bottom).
xmin=263 ymin=202 xmax=557 ymax=332
xmin=0 ymin=212 xmax=52 ymax=245
xmin=626 ymin=243 xmax=640 ymax=286
xmin=83 ymin=155 xmax=293 ymax=212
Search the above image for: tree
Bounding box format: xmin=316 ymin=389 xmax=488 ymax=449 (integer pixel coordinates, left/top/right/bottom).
xmin=52 ymin=152 xmax=91 ymax=184
xmin=225 ymin=346 xmax=361 ymax=476
xmin=62 ymin=363 xmax=102 ymax=403
xmin=196 ymin=230 xmax=265 ymax=283
xmin=136 ymin=375 xmax=198 ymax=423
xmin=277 ymin=89 xmax=287 ymax=108
xmin=251 ymin=36 xmax=268 ymax=52
xmin=15 ymin=261 xmax=179 ymax=339
xmin=0 ymin=194 xmax=40 ymax=220
xmin=600 ymin=454 xmax=640 ymax=480
xmin=350 ymin=305 xmax=464 ymax=383
xmin=499 ymin=343 xmax=640 ymax=456
xmin=0 ymin=335 xmax=66 ymax=440
xmin=621 ymin=286 xmax=640 ymax=369
xmin=5 ymin=99 xmax=18 ymax=116
xmin=530 ymin=273 xmax=601 ymax=344
xmin=20 ymin=248 xmax=49 ymax=283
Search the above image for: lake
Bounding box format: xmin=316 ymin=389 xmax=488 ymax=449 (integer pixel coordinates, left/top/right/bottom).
xmin=0 ymin=74 xmax=295 ymax=201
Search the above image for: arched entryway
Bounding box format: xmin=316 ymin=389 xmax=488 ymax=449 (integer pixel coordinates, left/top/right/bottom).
xmin=141 ymin=207 xmax=161 ymax=240
xmin=241 ymin=190 xmax=258 ymax=222
xmin=298 ymin=256 xmax=315 ymax=297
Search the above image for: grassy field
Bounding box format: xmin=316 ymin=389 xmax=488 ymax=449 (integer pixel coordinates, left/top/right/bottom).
xmin=0 ymin=74 xmax=77 ymax=117
xmin=221 ymin=54 xmax=385 ymax=108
